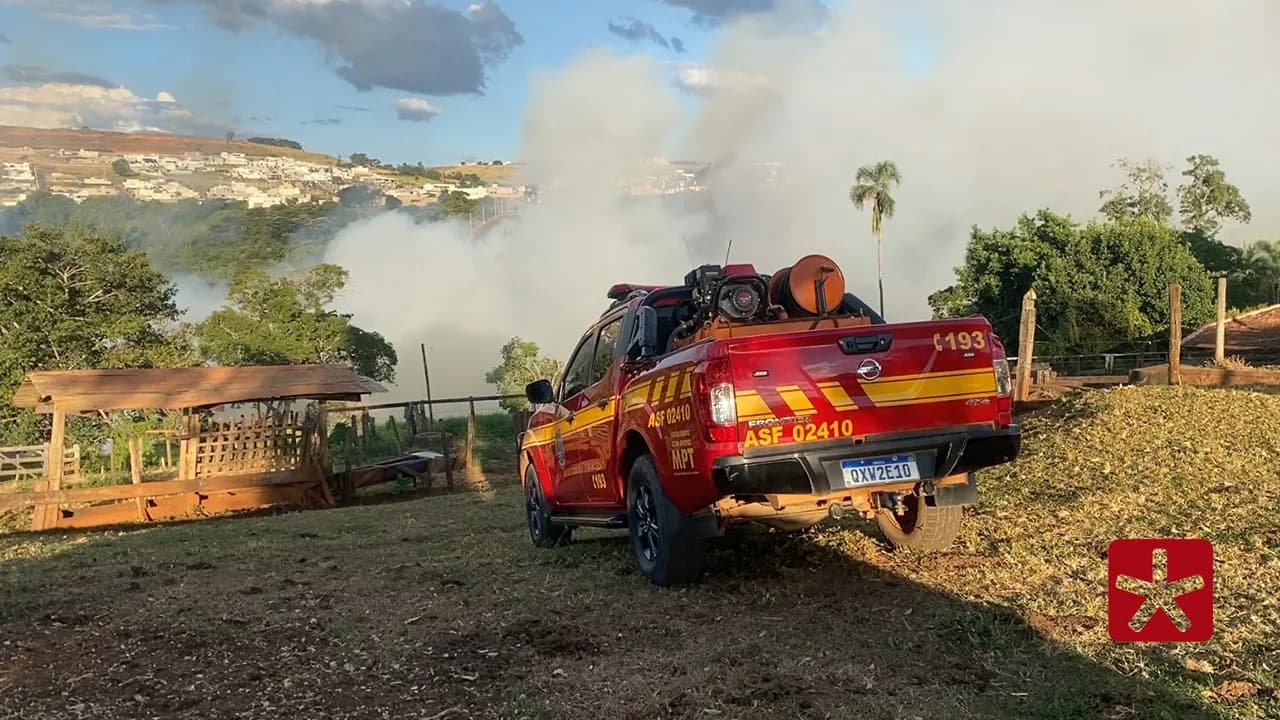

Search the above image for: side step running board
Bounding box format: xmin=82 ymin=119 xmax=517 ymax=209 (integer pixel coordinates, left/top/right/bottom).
xmin=551 ymin=512 xmax=628 ymax=529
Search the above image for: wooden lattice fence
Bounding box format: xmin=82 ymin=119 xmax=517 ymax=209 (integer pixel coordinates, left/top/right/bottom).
xmin=194 ymin=412 xmax=308 ymax=478
xmin=0 ymin=445 xmax=81 ymax=485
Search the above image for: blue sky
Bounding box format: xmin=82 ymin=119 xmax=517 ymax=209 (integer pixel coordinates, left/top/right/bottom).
xmin=0 ymin=1 xmax=891 ymax=165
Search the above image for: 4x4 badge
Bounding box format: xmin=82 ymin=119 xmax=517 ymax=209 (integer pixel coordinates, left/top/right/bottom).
xmin=857 ymin=358 xmax=882 ymax=381
xmin=553 ymin=428 xmax=566 ymax=467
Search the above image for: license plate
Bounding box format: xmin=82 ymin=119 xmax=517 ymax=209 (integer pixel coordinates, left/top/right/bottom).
xmin=839 ymin=454 xmax=920 ymax=487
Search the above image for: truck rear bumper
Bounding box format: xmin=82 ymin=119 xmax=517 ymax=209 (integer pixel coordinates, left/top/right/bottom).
xmin=710 ymin=424 xmax=1021 ymax=497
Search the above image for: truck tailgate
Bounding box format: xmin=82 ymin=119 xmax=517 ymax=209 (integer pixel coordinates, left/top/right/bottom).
xmin=726 ymin=317 xmax=1005 ymax=452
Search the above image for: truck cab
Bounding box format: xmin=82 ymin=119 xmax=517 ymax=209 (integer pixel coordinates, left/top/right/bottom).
xmin=519 ymin=255 xmax=1021 ymax=585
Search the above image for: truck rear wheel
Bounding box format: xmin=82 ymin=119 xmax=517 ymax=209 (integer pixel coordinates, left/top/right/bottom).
xmin=525 ymin=465 xmax=572 ymax=548
xmin=875 ymin=494 xmax=961 ymax=552
xmin=627 ymin=454 xmax=705 ymax=586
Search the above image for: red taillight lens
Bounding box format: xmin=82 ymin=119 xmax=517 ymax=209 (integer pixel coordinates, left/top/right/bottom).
xmin=694 ymin=357 xmax=736 ymax=443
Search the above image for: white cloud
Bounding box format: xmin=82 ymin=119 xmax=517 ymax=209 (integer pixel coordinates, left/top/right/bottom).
xmin=0 ymin=81 xmax=226 ymax=135
xmin=2 ymin=0 xmax=174 ymax=30
xmin=672 ymin=62 xmax=772 ymax=95
xmin=392 ymin=97 xmax=442 ymax=122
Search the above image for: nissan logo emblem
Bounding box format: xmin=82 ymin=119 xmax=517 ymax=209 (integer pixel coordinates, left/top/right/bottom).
xmin=857 ymin=358 xmax=882 ymax=381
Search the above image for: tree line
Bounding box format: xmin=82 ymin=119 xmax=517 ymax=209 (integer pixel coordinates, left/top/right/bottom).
xmin=847 ymin=154 xmax=1278 ymax=355
xmin=933 ymin=154 xmax=1279 ymax=354
xmin=0 ymin=224 xmax=398 ymax=451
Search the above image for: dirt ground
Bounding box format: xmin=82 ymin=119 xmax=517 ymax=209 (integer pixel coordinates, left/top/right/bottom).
xmin=1 ymin=386 xmax=1277 ymax=720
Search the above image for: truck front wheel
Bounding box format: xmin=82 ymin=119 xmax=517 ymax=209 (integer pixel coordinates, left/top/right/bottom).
xmin=525 ymin=464 xmax=572 ymax=548
xmin=627 ymin=455 xmax=705 ymax=586
xmin=875 ymin=493 xmax=962 ymax=552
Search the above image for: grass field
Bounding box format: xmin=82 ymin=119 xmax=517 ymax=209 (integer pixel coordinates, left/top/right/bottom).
xmin=429 ymin=163 xmax=520 ymax=184
xmin=1 ymin=387 xmax=1276 ymax=719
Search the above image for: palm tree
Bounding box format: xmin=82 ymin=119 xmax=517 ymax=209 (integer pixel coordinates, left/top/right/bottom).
xmin=1244 ymin=239 xmax=1280 ymax=304
xmin=850 ymin=161 xmax=902 ymax=317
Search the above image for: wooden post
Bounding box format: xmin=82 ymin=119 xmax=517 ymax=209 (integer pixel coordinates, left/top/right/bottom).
xmin=32 ymin=407 xmax=67 ymax=530
xmin=403 ymin=404 xmax=418 ymax=439
xmin=388 ymin=416 xmax=403 ymax=454
xmin=421 ymin=344 xmax=435 ymax=429
xmin=1215 ymin=275 xmax=1227 ymax=365
xmin=128 ymin=437 xmax=149 ymax=521
xmin=182 ymin=411 xmax=202 ymax=515
xmin=440 ymin=431 xmax=454 ymax=492
xmin=466 ymin=397 xmax=478 ymax=472
xmin=1169 ymin=283 xmax=1182 ymax=386
xmin=164 ymin=437 xmax=172 ymax=469
xmin=342 ymin=425 xmax=356 ymax=502
xmin=316 ymin=401 xmax=331 ymax=476
xmin=1015 ymin=288 xmax=1037 ymax=402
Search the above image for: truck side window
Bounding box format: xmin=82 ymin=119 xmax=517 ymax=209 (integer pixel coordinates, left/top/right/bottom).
xmin=560 ymin=331 xmax=598 ymax=400
xmin=589 ymin=316 xmax=622 ymax=386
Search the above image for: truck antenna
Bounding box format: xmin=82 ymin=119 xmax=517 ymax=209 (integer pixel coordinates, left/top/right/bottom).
xmin=681 ymin=234 xmax=696 ymax=265
xmin=723 ymin=236 xmax=734 ymax=266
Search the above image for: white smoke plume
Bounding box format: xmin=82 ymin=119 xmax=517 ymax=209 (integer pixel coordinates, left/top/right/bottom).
xmin=326 ymin=0 xmax=1280 ymax=403
xmin=169 ymin=273 xmax=229 ymax=324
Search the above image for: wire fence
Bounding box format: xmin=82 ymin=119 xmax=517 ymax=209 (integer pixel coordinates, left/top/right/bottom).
xmin=1006 ymin=351 xmax=1210 ymax=377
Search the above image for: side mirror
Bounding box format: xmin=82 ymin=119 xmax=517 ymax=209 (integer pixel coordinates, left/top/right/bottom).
xmin=627 ymin=306 xmax=659 ymax=360
xmin=525 ymin=378 xmax=555 ymax=405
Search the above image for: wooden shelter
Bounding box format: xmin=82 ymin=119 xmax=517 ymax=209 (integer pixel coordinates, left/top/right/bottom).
xmin=0 ymin=364 xmax=385 ymax=531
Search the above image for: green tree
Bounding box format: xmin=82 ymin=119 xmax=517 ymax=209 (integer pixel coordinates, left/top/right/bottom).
xmin=0 ymin=226 xmax=193 ymax=441
xmin=196 ymin=264 xmax=398 ymax=382
xmin=1236 ymin=239 xmax=1280 ymax=307
xmin=348 ymin=153 xmax=380 ymax=168
xmin=929 ymin=211 xmax=1213 ymax=354
xmin=849 ymin=160 xmax=901 ymax=317
xmin=1099 ymin=158 xmax=1174 ymax=224
xmin=484 ymin=337 xmax=562 ymax=411
xmin=338 ymin=184 xmax=381 ymax=209
xmin=1177 ymin=154 xmax=1251 ymax=238
xmin=438 ymin=190 xmax=479 ymax=217
xmin=111 ymin=158 xmax=134 ymax=177
xmin=384 ymin=195 xmax=403 ymax=210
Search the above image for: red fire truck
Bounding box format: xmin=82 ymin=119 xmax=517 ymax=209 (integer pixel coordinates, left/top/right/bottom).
xmin=518 ymin=254 xmax=1021 ymax=585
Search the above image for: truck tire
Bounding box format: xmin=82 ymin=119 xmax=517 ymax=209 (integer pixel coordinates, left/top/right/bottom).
xmin=875 ymin=494 xmax=961 ymax=552
xmin=525 ymin=464 xmax=572 ymax=548
xmin=627 ymin=454 xmax=705 ymax=586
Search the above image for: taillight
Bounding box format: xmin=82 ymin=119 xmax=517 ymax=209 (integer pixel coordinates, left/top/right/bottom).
xmin=993 ymin=357 xmax=1012 ymax=397
xmin=694 ymin=357 xmax=736 ymax=443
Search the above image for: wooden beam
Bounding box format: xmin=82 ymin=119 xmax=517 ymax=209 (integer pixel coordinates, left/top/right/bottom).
xmin=1169 ymin=283 xmax=1183 ymax=386
xmin=333 ymin=394 xmax=524 ymax=413
xmin=1015 ymin=288 xmax=1037 ymax=402
xmin=0 ymin=470 xmax=311 ymax=511
xmin=1215 ymin=275 xmax=1227 ymax=365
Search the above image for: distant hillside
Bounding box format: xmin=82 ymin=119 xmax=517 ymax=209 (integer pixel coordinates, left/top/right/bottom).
xmin=427 ymin=163 xmax=518 ymax=184
xmin=0 ymin=126 xmax=338 ymax=165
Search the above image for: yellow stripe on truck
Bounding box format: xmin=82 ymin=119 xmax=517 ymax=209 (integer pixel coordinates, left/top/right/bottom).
xmin=735 ymin=390 xmax=773 ymax=420
xmin=776 ymin=385 xmax=818 ymax=416
xmin=816 ymin=381 xmax=857 ymax=411
xmin=861 ymin=369 xmax=995 ymax=406
xmin=521 ymin=399 xmax=619 ymax=448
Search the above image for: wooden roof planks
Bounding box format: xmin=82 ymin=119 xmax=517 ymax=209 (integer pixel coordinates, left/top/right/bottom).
xmin=12 ymin=364 xmax=387 ymax=413
xmin=1183 ymin=303 xmax=1280 ymax=353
